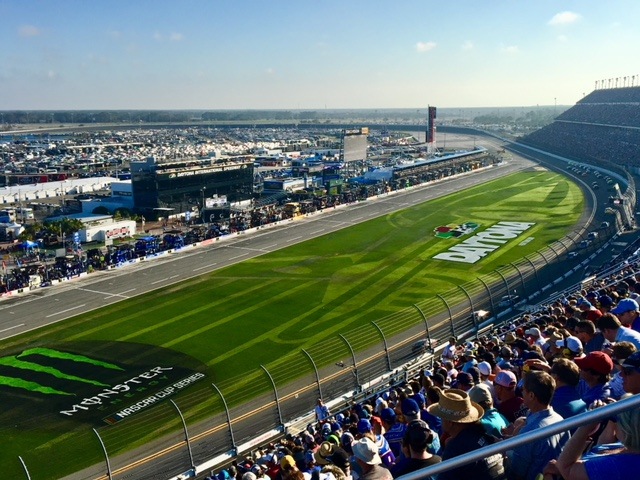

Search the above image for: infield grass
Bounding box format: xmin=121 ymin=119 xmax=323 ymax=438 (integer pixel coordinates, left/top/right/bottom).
xmin=0 ymin=170 xmax=584 ymax=478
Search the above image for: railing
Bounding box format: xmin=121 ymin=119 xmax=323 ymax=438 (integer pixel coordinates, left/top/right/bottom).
xmin=397 ymin=394 xmax=640 ymax=480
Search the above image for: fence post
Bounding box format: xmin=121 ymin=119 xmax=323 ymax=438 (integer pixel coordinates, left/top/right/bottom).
xmin=371 ymin=321 xmax=392 ymax=371
xmin=92 ymin=428 xmax=113 ymax=480
xmin=495 ymin=269 xmax=511 ymax=298
xmin=18 ymin=456 xmax=31 ymax=480
xmin=338 ymin=334 xmax=360 ymax=388
xmin=412 ymin=304 xmax=434 ymax=352
xmin=211 ymin=383 xmax=237 ymax=453
xmin=169 ymin=400 xmax=195 ymax=472
xmin=524 ymin=256 xmax=542 ymax=291
xmin=510 ymin=262 xmax=527 ymax=298
xmin=477 ymin=277 xmax=496 ymax=314
xmin=436 ymin=294 xmax=455 ymax=338
xmin=458 ymin=285 xmax=477 ymax=334
xmin=301 ymin=348 xmax=323 ymax=400
xmin=260 ymin=364 xmax=284 ymax=427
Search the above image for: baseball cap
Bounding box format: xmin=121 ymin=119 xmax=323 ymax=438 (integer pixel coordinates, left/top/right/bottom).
xmin=525 ymin=327 xmax=542 ymax=337
xmin=401 ymin=398 xmax=420 ymax=417
xmin=575 ymin=351 xmax=614 ymax=375
xmin=621 ymin=351 xmax=640 ymax=369
xmin=577 ymin=299 xmax=592 ymax=309
xmin=494 ymin=370 xmax=517 ymax=387
xmin=468 ymin=383 xmax=492 ymax=406
xmin=477 ymin=361 xmax=492 ymax=376
xmin=380 ymin=407 xmax=396 ymax=423
xmin=455 ymin=371 xmax=473 ymax=386
xmin=612 ymin=298 xmax=640 ymax=315
xmin=352 ymin=438 xmax=382 ymax=465
xmin=280 ymin=455 xmax=296 ymax=470
xmin=357 ymin=418 xmax=372 ymax=434
xmin=598 ymin=295 xmax=614 ymax=307
xmin=555 ymin=336 xmax=583 ymax=354
xmin=404 ymin=420 xmax=434 ymax=450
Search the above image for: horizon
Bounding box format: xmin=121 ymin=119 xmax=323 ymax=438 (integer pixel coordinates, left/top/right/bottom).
xmin=2 ymin=1 xmax=639 ymax=110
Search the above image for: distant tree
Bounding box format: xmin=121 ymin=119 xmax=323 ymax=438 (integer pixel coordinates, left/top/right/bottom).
xmin=92 ymin=206 xmax=110 ymax=215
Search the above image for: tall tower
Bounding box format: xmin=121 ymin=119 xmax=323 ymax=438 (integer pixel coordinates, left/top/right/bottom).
xmin=426 ymin=106 xmax=437 ymax=153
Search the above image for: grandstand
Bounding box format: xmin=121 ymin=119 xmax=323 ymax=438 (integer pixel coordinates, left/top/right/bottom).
xmin=522 ymin=86 xmax=640 ymax=167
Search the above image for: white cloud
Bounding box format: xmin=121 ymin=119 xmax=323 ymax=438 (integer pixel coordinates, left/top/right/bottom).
xmin=502 ymin=45 xmax=519 ymax=54
xmin=548 ymin=11 xmax=581 ymax=26
xmin=416 ymin=41 xmax=436 ymax=53
xmin=170 ymin=32 xmax=184 ymax=42
xmin=461 ymin=41 xmax=474 ymax=51
xmin=19 ymin=25 xmax=41 ymax=37
xmin=557 ymin=34 xmax=568 ymax=42
xmin=153 ymin=32 xmax=163 ymax=41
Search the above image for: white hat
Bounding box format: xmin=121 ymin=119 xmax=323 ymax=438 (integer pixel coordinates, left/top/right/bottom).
xmin=556 ymin=336 xmax=583 ymax=354
xmin=525 ymin=327 xmax=542 ymax=337
xmin=352 ymin=438 xmax=382 ymax=465
xmin=477 ymin=361 xmax=492 ymax=376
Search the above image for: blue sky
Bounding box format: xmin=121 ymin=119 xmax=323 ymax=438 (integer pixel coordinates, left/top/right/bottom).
xmin=1 ymin=1 xmax=638 ymax=110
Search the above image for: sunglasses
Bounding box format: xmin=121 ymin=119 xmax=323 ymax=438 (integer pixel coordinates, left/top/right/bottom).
xmin=621 ymin=366 xmax=640 ymax=376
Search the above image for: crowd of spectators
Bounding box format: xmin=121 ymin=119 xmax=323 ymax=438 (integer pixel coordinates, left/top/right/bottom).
xmin=523 ymin=121 xmax=640 ymax=166
xmin=522 ymin=86 xmax=640 ymax=166
xmin=205 ymin=268 xmax=640 ymax=480
xmin=555 ymin=104 xmax=640 ymax=129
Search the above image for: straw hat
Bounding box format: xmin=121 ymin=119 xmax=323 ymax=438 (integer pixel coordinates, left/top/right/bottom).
xmin=313 ymin=441 xmax=335 ymax=465
xmin=426 ymin=388 xmax=484 ymax=423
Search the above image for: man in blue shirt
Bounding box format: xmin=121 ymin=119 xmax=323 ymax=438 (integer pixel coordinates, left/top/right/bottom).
xmin=549 ymin=358 xmax=587 ymax=421
xmin=575 ymin=351 xmax=614 ymax=405
xmin=507 ymin=371 xmax=570 ymax=480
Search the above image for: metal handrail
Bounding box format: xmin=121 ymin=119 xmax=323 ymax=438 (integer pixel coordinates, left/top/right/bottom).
xmin=397 ymin=393 xmax=640 ymax=480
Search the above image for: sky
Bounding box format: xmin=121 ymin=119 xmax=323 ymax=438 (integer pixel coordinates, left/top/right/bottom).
xmin=1 ymin=1 xmax=639 ymax=110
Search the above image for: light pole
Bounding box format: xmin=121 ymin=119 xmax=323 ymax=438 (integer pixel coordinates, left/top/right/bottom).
xmin=201 ymin=187 xmax=207 ymax=223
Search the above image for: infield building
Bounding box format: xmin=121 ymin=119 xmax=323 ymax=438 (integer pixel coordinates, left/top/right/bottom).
xmin=130 ymin=156 xmax=254 ymax=219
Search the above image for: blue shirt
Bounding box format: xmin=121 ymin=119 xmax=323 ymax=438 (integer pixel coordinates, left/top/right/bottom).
xmin=508 ymin=408 xmax=569 ymax=480
xmin=551 ymin=385 xmax=587 ymax=420
xmin=480 ymin=408 xmax=509 ymax=439
xmin=616 ymin=326 xmax=640 ymax=350
xmin=583 ymin=444 xmax=640 ymax=480
xmin=577 ymin=379 xmax=611 ymax=405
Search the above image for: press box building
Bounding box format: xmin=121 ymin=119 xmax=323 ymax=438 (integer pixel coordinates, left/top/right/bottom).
xmin=130 ymin=156 xmax=255 ymax=219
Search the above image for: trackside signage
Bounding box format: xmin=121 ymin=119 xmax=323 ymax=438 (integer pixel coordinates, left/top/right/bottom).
xmin=433 ymin=221 xmax=535 ymax=264
xmin=0 ymin=345 xmax=206 ymax=427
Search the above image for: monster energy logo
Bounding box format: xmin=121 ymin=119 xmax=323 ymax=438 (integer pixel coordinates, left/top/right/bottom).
xmin=0 ymin=347 xmax=175 ymax=417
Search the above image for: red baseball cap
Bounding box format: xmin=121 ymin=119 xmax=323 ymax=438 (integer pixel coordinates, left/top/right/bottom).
xmin=574 ymin=351 xmax=614 ymax=375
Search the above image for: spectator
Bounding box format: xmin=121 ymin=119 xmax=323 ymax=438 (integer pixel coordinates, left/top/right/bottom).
xmin=427 ymin=389 xmax=506 ymax=480
xmin=575 ymin=351 xmax=614 ymax=405
xmin=575 ymin=320 xmax=605 ymax=354
xmin=357 ymin=419 xmax=395 ymax=468
xmin=621 ymin=351 xmax=640 ymax=394
xmin=390 ymin=420 xmax=442 ymax=478
xmin=555 ymin=335 xmax=584 ymax=360
xmin=421 ymin=386 xmax=443 ymax=437
xmin=442 ymin=337 xmax=458 ymax=362
xmin=351 ymin=438 xmax=392 ymax=480
xmin=316 ymin=399 xmax=331 ymax=422
xmin=506 ymin=371 xmax=570 ymax=480
xmin=469 ymin=383 xmax=509 ymax=438
xmin=525 ymin=327 xmax=546 ymax=348
xmin=549 ymin=358 xmax=587 ymax=420
xmin=494 ymin=370 xmax=528 ymax=423
xmin=609 ymin=342 xmax=637 ymax=399
xmin=598 ymin=313 xmax=640 ymax=350
xmin=549 ymin=405 xmax=640 ymax=480
xmin=611 ymin=298 xmax=640 ymax=332
xmin=453 ymin=371 xmax=474 ymax=392
xmin=380 ymin=408 xmax=406 ymax=458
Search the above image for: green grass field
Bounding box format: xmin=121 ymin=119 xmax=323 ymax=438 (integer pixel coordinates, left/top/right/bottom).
xmin=0 ymin=170 xmax=584 ymax=478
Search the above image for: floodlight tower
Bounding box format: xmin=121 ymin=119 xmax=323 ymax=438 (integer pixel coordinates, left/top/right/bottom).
xmin=426 ymin=106 xmax=437 ymax=155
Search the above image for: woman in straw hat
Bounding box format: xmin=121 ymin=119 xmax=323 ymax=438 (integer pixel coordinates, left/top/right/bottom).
xmin=427 ymin=389 xmax=506 ymax=480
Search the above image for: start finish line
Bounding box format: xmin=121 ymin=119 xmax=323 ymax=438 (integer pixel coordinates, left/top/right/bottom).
xmin=433 ymin=221 xmax=535 ymax=264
